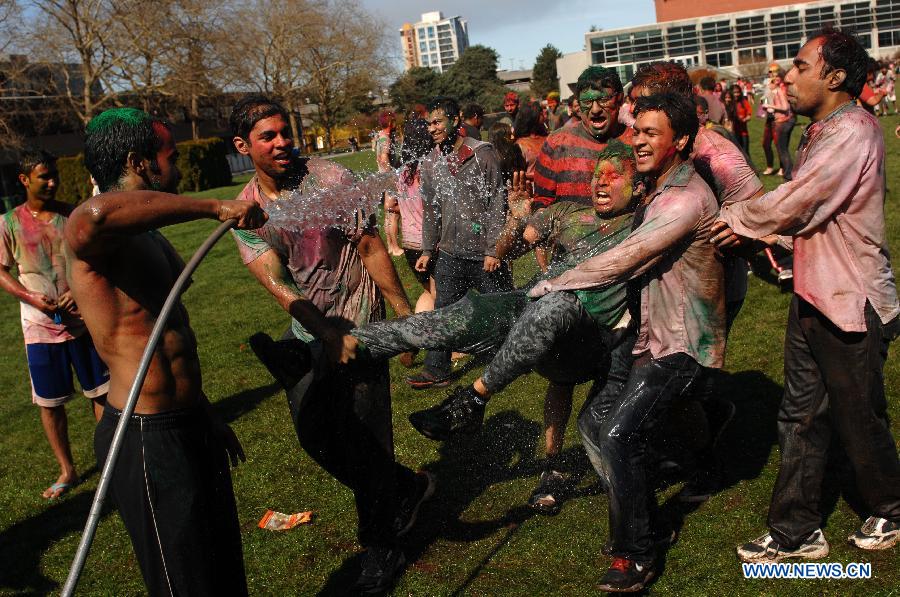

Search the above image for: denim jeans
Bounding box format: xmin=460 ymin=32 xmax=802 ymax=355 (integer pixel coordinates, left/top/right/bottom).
xmin=767 ymin=296 xmax=900 ymax=548
xmin=424 ymin=252 xmax=513 ymax=376
xmin=578 ymin=349 xmax=702 ymax=562
xmin=774 ymin=117 xmax=795 ymax=180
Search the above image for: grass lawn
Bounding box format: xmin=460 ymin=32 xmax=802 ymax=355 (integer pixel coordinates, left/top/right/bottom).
xmin=1 ymin=127 xmax=899 ymax=596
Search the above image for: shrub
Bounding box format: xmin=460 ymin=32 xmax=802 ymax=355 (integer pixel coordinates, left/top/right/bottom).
xmin=55 ymin=154 xmax=92 ymax=205
xmin=175 ymin=137 xmax=232 ymax=194
xmin=53 ymin=137 xmax=233 ymax=203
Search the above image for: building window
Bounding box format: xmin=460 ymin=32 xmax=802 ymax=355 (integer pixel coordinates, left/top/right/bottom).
xmin=591 ymin=35 xmax=627 ymax=64
xmin=706 ymin=51 xmax=733 ymax=68
xmin=418 ymin=28 xmax=425 ymax=39
xmin=429 ymin=40 xmax=436 ymax=51
xmin=773 ymin=42 xmax=802 ymax=60
xmin=633 ymin=29 xmax=665 ymax=62
xmin=735 ymin=15 xmax=766 ymax=48
xmin=840 ymin=2 xmax=873 ymax=32
xmin=421 ymin=55 xmax=429 ymax=65
xmin=701 ymin=20 xmax=733 ymax=52
xmin=737 ymin=47 xmax=768 ymax=65
xmin=428 ymin=26 xmax=435 ymax=37
xmin=875 ymin=0 xmax=900 ymax=31
xmin=666 ymin=24 xmax=699 ymax=56
xmin=857 ymin=32 xmax=873 ymax=48
xmin=770 ymin=11 xmax=802 ymax=43
xmin=805 ymin=5 xmax=836 ymax=36
xmin=879 ymin=29 xmax=900 ymax=46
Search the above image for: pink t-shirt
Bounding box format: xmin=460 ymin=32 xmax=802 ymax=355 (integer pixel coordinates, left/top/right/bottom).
xmin=232 ymin=159 xmax=384 ymax=340
xmin=0 ymin=205 xmax=86 ymax=344
xmin=396 ymin=169 xmax=424 ymax=250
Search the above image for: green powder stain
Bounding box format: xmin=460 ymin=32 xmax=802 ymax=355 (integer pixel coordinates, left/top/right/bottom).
xmin=86 ymin=108 xmax=150 ymax=133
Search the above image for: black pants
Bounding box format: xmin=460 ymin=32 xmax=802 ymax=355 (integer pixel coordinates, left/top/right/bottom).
xmin=768 ymin=297 xmax=900 ymax=547
xmin=95 ymin=405 xmax=247 ymax=597
xmin=424 ymin=252 xmax=513 ymax=376
xmin=578 ymin=350 xmax=701 ymax=562
xmin=287 ymin=350 xmax=418 ymax=548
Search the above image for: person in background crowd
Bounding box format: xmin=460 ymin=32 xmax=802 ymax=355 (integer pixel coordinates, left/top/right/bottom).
xmin=1 ymin=148 xmax=109 ymax=500
xmin=461 ymin=102 xmax=485 ymax=139
xmin=499 ymin=91 xmax=520 ymax=127
xmin=514 ymin=101 xmax=549 ymax=185
xmin=384 ymin=116 xmax=437 ymax=314
xmin=761 ymin=66 xmax=793 ymax=178
xmin=489 ymin=122 xmax=526 ymax=185
xmin=698 ymin=76 xmax=726 ymax=124
xmin=729 ymin=83 xmax=754 ymax=159
xmin=545 ymin=91 xmax=568 ymax=131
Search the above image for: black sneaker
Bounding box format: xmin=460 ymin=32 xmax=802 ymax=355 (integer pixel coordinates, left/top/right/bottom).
xmin=601 ymin=529 xmax=677 ymax=556
xmin=248 ymin=333 xmax=312 ymax=390
xmin=527 ymin=469 xmax=567 ymax=515
xmin=354 ymin=546 xmax=405 ymax=595
xmin=394 ymin=472 xmax=435 ymax=537
xmin=597 ymin=557 xmax=656 ymax=593
xmin=406 ymin=369 xmax=452 ymax=390
xmin=408 ymin=386 xmax=486 ymax=441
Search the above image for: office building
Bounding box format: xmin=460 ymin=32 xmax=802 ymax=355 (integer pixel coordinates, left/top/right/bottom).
xmin=558 ymin=0 xmax=900 ymax=94
xmin=399 ymin=12 xmax=470 ymax=73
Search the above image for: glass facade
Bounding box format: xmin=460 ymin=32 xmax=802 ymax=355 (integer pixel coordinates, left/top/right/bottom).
xmin=584 ymin=1 xmax=900 ymax=76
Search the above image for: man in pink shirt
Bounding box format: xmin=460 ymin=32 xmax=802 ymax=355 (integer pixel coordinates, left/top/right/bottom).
xmin=531 ymin=92 xmax=725 ymax=592
xmin=0 ymin=149 xmax=109 ymax=499
xmin=713 ymin=28 xmax=900 ymax=561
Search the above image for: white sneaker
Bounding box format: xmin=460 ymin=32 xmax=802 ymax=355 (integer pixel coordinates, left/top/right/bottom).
xmin=848 ymin=516 xmax=900 ymax=550
xmin=736 ymin=529 xmax=829 ymax=563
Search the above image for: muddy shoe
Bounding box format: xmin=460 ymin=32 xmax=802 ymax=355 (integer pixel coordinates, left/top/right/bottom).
xmin=527 ymin=470 xmax=567 ymax=515
xmin=408 ymin=386 xmax=485 ymax=440
xmin=249 ymin=332 xmax=312 ymax=390
xmin=848 ymin=516 xmax=900 ymax=550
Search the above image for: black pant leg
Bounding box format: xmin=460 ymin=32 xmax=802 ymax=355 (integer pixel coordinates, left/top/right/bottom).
xmin=767 ymin=296 xmax=833 ymax=547
xmin=289 ymin=358 xmax=412 ymax=548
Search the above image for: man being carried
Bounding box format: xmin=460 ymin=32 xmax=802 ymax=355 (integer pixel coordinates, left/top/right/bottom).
xmin=713 ymin=28 xmax=900 ymax=562
xmin=67 ymin=108 xmax=265 ymax=596
xmin=0 ymin=148 xmax=109 ymax=499
xmin=228 ymin=96 xmax=429 ymax=594
xmin=533 ymin=93 xmax=725 ymax=591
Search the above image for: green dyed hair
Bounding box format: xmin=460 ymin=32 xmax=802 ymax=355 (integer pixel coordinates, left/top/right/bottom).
xmin=84 ymin=107 xmax=168 ymax=192
xmin=576 ymin=66 xmax=623 ymax=95
xmin=594 ymin=139 xmax=635 ymax=174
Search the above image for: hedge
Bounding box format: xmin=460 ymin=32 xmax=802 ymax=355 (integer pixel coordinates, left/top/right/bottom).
xmin=55 ymin=137 xmax=233 ymax=204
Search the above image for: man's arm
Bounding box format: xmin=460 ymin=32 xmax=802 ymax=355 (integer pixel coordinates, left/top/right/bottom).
xmin=531 ymin=190 xmax=703 ymax=295
xmin=244 ymin=249 xmax=356 ymax=364
xmin=0 ymin=264 xmax=56 ymax=314
xmin=420 ymin=161 xmax=440 ymax=258
xmin=357 ymin=232 xmax=413 ymax=317
xmin=717 ymin=121 xmax=872 ymax=240
xmin=66 ymin=191 xmax=266 ymax=258
xmin=531 ymin=139 xmax=558 ymax=207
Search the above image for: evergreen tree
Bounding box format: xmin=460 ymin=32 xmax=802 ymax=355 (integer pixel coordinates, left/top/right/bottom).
xmin=531 ymin=44 xmax=562 ymax=99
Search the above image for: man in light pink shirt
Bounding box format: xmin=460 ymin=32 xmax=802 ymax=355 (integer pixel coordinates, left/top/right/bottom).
xmin=530 ymin=92 xmax=724 ymax=592
xmin=713 ymin=29 xmax=900 ymax=562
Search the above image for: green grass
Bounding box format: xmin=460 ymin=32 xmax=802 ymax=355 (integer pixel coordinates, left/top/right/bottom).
xmin=1 ymin=126 xmax=899 ymax=596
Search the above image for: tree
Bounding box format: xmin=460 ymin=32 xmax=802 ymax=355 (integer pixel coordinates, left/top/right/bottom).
xmin=531 ymin=44 xmax=562 ymax=99
xmin=389 ymin=67 xmax=443 ymax=114
xmin=439 ymin=45 xmax=508 ymax=111
xmin=224 ymin=0 xmax=315 ymax=143
xmin=294 ymin=0 xmax=393 ymax=149
xmin=0 ymin=0 xmax=24 ymax=148
xmin=28 ymin=0 xmax=124 ymax=124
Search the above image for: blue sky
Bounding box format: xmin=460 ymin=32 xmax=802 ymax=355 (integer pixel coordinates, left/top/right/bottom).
xmin=361 ymin=0 xmax=657 ymax=71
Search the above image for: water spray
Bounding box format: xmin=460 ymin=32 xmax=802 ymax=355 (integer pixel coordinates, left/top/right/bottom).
xmin=61 ymin=220 xmax=236 ymax=597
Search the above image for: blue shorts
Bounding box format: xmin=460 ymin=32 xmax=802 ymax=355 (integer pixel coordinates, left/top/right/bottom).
xmin=26 ymin=334 xmax=110 ymax=407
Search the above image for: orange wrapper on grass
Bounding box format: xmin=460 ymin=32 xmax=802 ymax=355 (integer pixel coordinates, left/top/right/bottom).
xmin=258 ymin=509 xmax=314 ymax=530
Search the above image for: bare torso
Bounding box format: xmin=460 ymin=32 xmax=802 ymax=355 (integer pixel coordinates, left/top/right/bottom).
xmin=67 ymin=230 xmax=202 ymax=414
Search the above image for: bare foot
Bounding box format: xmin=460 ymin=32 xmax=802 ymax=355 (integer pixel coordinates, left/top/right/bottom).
xmin=43 ymin=472 xmax=77 ymax=499
xmin=388 ymin=245 xmax=404 ymax=257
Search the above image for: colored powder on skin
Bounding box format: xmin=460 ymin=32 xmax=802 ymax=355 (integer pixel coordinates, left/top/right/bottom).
xmin=86 ymin=107 xmax=150 ymax=133
xmin=576 ymin=66 xmax=618 ymax=90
